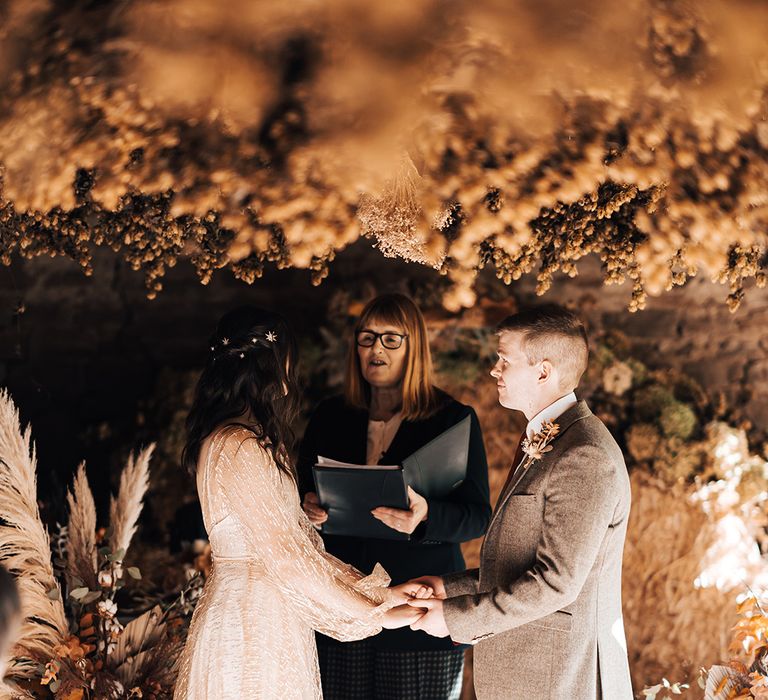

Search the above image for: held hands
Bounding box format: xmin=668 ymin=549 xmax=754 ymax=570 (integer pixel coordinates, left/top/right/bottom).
xmin=382 ymin=604 xmax=425 ymax=629
xmin=402 ymin=576 xmax=449 ymax=638
xmin=383 ymin=580 xmax=434 ymax=629
xmin=383 ymin=577 xmax=450 ymax=636
xmin=389 ymin=581 xmax=434 ymax=605
xmin=405 ymin=575 xmax=446 ymax=600
xmin=371 ymin=486 xmax=428 ymax=535
xmin=302 ymin=492 xmax=328 ymax=527
xmin=407 ymin=598 xmax=450 ymax=638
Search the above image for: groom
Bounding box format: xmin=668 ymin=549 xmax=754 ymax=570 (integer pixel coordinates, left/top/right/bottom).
xmin=408 ymin=304 xmax=633 ymax=699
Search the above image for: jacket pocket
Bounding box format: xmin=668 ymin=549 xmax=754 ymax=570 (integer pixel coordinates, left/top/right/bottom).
xmin=508 ymin=493 xmax=537 ymax=503
xmin=528 ymin=609 xmax=573 ymax=632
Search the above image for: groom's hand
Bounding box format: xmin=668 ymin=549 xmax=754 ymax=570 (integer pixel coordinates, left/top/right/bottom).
xmin=407 ymin=598 xmax=450 ymax=638
xmin=371 ymin=486 xmax=428 ymax=534
xmin=407 ymin=575 xmax=446 ymax=599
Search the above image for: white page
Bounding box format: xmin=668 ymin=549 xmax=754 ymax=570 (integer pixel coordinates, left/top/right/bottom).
xmin=316 ymin=455 xmax=400 ymax=470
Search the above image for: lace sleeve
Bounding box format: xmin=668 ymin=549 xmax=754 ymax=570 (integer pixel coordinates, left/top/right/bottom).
xmin=213 ymin=427 xmax=394 ymax=641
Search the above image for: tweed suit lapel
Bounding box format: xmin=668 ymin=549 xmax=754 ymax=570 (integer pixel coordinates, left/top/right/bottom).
xmin=487 ymin=401 xmax=593 ymax=534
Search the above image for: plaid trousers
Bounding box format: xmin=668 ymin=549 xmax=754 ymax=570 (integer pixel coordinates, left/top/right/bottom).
xmin=317 ymin=639 xmax=464 ymax=700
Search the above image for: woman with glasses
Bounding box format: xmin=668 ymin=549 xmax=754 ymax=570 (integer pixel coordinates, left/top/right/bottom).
xmin=297 ymin=293 xmax=491 ymax=700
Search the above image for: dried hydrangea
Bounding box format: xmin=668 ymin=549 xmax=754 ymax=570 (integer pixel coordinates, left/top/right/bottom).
xmin=653 ymin=437 xmax=706 ymax=484
xmin=602 ymin=361 xmax=634 ymax=397
xmin=633 ymin=385 xmax=677 ymax=422
xmin=626 ymin=423 xmax=663 ymax=463
xmin=659 ymin=401 xmax=698 ymax=441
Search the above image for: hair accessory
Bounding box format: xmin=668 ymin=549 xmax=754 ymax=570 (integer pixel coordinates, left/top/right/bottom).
xmin=265 ymin=331 xmax=278 ymax=342
xmin=239 ymin=352 xmax=245 ymax=359
xmin=221 ymin=337 xmax=230 ymax=346
xmin=251 ymin=337 xmax=258 ymax=344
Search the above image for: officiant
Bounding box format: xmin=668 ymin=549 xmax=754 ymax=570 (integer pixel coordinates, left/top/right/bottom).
xmin=297 ymin=293 xmax=491 ymax=700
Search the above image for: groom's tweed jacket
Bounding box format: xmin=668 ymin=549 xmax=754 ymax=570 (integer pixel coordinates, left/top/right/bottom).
xmin=443 ymin=401 xmax=633 ymax=700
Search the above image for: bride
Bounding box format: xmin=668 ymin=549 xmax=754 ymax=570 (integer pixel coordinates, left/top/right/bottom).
xmin=174 ymin=307 xmax=428 ymax=699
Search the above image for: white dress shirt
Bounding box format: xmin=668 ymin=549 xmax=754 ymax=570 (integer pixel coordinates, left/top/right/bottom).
xmin=526 ymin=392 xmax=578 ymax=440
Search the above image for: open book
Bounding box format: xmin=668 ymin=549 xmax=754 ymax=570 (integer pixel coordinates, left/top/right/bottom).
xmin=312 ymin=415 xmax=471 ymax=540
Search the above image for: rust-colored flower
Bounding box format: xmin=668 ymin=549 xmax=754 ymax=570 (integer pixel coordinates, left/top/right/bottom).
xmin=40 ymin=659 xmax=61 ymax=686
xmin=53 ymin=636 xmax=89 ymax=661
xmin=61 ymin=689 xmax=85 ymax=700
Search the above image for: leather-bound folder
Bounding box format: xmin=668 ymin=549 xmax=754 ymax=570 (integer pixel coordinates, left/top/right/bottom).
xmin=312 ymin=415 xmax=471 ymax=540
xmin=402 ymin=415 xmax=470 ymax=497
xmin=312 ymin=460 xmax=410 ymax=541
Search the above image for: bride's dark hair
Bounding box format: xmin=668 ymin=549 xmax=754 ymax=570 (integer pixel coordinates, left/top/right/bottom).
xmin=182 ymin=307 xmax=300 ymax=479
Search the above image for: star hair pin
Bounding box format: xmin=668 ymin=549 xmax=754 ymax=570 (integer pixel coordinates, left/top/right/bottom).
xmin=265 ymin=331 xmax=278 ymax=343
xmin=520 ymin=420 xmax=561 ymax=471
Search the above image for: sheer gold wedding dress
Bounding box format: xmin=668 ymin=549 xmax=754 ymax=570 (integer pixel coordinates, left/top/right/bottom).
xmin=174 ymin=426 xmax=394 ymax=699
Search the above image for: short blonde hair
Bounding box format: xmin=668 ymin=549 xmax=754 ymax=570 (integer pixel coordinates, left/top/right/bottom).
xmin=344 ymin=294 xmax=439 ymax=420
xmin=497 ymin=304 xmax=589 ymax=392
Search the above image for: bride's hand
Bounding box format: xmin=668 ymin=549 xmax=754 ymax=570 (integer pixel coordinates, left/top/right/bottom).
xmin=389 ymin=581 xmax=433 ymax=605
xmin=382 ymin=604 xmax=425 ymax=629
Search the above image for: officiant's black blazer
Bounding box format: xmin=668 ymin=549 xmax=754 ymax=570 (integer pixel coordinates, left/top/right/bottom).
xmin=297 ymin=389 xmax=491 ymax=651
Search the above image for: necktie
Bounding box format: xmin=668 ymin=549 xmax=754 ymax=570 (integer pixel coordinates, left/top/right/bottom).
xmin=502 ymin=433 xmax=527 ymax=493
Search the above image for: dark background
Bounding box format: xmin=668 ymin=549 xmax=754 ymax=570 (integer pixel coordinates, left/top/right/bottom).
xmin=2 ymin=241 xmax=766 ymax=540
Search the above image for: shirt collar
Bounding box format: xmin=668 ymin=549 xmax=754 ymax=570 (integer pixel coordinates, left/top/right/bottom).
xmin=526 ymin=392 xmax=577 ymax=440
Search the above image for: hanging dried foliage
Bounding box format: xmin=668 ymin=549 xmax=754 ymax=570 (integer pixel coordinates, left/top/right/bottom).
xmin=0 ymin=0 xmax=766 ymax=308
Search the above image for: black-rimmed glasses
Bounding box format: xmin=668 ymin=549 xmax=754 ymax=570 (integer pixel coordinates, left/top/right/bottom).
xmin=355 ymin=330 xmax=408 ymax=349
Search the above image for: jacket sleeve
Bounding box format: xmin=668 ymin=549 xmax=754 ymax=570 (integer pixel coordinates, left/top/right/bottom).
xmin=442 ymin=444 xmax=621 ymax=643
xmin=417 ymin=407 xmax=491 ymax=544
xmin=443 ymin=568 xmax=480 ymax=597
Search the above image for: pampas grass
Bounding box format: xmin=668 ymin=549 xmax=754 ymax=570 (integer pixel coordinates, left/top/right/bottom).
xmin=0 ymin=389 xmax=67 ymax=680
xmin=109 ymin=445 xmax=153 ymax=563
xmin=66 ymin=462 xmax=98 ymax=591
xmin=0 ymin=389 xmax=186 ymax=697
xmin=623 ymin=470 xmax=768 ymax=689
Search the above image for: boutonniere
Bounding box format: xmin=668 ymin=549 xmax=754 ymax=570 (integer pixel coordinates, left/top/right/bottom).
xmin=520 ymin=420 xmax=561 ymax=470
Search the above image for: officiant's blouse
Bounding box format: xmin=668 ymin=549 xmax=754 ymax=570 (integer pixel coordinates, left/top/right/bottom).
xmin=297 ymin=296 xmax=491 ymax=653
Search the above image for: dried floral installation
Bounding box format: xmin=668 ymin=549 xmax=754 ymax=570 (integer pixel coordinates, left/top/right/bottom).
xmin=700 ymin=594 xmax=768 ymax=699
xmin=0 ymin=390 xmax=191 ymax=700
xmin=0 ymin=0 xmax=766 ymax=309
